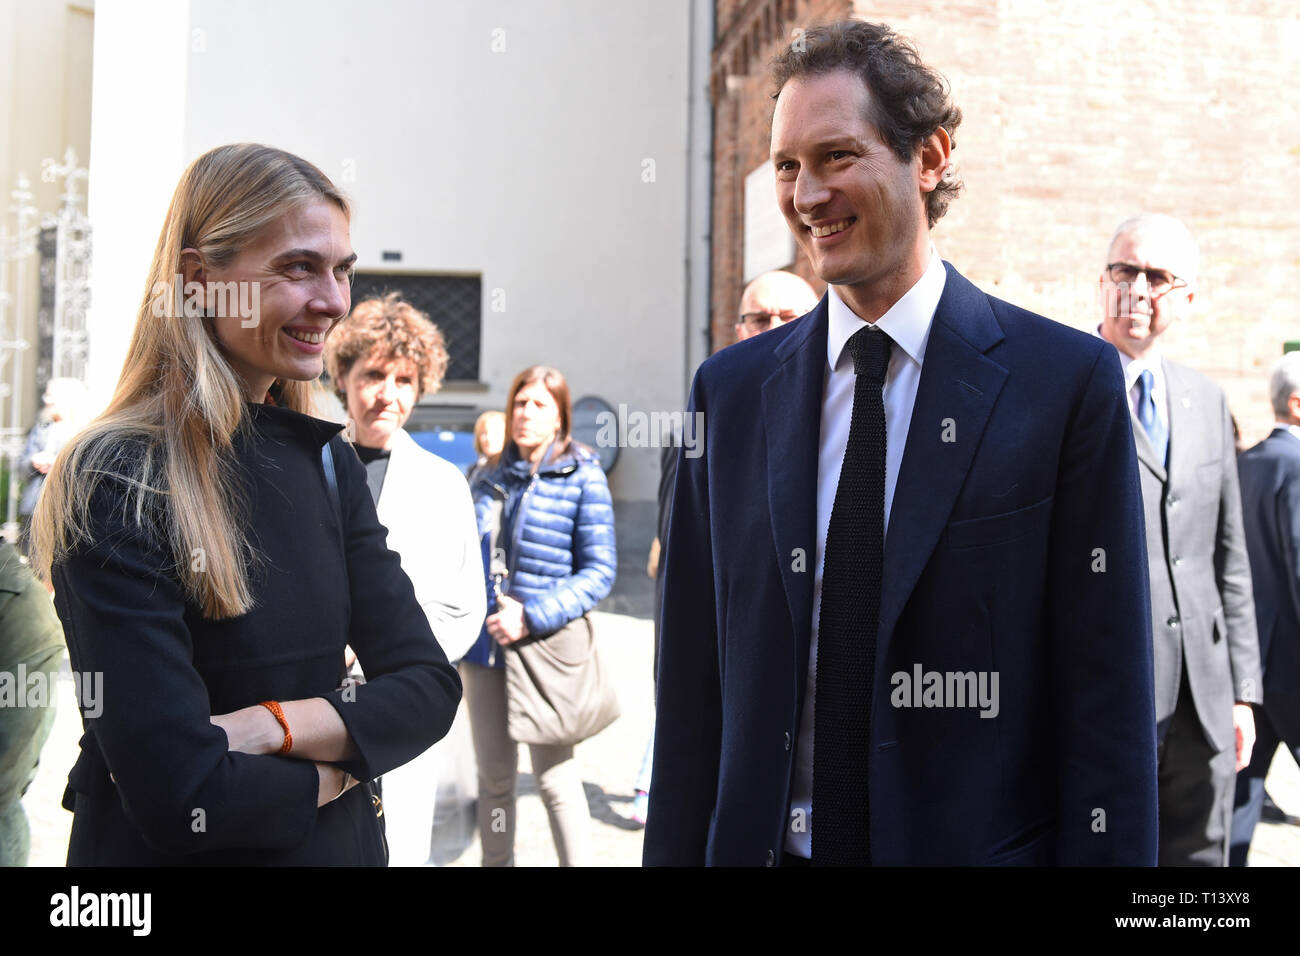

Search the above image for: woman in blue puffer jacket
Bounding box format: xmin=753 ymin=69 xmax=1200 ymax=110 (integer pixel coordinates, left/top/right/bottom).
xmin=461 ymin=365 xmax=616 ymax=866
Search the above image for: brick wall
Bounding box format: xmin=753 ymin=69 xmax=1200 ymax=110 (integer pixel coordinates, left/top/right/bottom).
xmin=711 ymin=0 xmax=850 ymax=351
xmin=711 ymin=0 xmax=1300 ymax=445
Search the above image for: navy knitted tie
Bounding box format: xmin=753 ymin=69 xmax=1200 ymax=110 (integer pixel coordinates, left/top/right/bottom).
xmin=812 ymin=324 xmax=891 ymax=866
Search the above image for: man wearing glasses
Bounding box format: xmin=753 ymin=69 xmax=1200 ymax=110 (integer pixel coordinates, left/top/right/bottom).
xmin=736 ymin=271 xmax=819 ymax=342
xmin=1097 ymin=212 xmax=1261 ymax=866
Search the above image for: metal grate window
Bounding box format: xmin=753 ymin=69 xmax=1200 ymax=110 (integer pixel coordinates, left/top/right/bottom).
xmin=348 ymin=273 xmax=481 ymax=383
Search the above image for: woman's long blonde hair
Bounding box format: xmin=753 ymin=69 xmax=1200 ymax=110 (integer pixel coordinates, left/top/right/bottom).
xmin=31 ymin=144 xmax=350 ymax=619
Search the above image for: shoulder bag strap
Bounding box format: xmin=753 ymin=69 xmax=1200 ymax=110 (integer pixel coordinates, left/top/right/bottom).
xmin=322 ymin=440 xmax=343 ymax=533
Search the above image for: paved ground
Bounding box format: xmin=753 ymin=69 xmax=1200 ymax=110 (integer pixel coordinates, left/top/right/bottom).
xmin=21 ymin=603 xmax=1300 ymax=867
xmin=440 ymin=610 xmax=654 ymax=867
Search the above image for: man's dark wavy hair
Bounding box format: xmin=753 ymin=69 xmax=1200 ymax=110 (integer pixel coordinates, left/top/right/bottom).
xmin=770 ymin=20 xmax=963 ymax=228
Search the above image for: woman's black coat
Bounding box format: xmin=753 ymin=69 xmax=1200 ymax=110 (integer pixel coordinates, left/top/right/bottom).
xmin=52 ymin=403 xmax=462 ymax=865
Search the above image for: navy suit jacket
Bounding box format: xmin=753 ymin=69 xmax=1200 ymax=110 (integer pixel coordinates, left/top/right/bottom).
xmin=1238 ymin=427 xmax=1300 ymax=744
xmin=644 ymin=262 xmax=1159 ymax=866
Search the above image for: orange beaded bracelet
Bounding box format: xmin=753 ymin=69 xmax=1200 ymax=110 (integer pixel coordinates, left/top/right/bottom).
xmin=260 ymin=700 xmax=293 ymax=754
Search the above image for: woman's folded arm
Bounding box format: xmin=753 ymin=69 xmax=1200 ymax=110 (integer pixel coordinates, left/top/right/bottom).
xmin=53 ymin=481 xmax=321 ymax=855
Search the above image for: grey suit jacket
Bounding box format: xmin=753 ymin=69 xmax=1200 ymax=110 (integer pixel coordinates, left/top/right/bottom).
xmin=1132 ymin=357 xmax=1260 ymax=751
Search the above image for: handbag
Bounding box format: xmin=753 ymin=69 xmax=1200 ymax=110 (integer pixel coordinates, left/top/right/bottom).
xmin=482 ymin=478 xmax=620 ymax=748
xmin=504 ymin=613 xmax=620 ymax=747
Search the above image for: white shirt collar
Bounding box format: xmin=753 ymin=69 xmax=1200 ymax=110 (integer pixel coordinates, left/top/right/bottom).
xmin=1093 ymin=324 xmax=1163 ymax=392
xmin=827 ymin=247 xmax=946 ymax=373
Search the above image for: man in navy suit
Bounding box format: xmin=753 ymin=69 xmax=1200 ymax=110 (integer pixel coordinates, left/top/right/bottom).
xmin=643 ymin=19 xmax=1159 ymax=866
xmin=1230 ymin=353 xmax=1300 ymax=864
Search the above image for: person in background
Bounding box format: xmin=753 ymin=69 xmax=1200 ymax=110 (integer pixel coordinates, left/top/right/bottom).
xmin=468 ymin=410 xmax=506 ymax=484
xmin=324 ymin=292 xmax=486 ymax=866
xmin=0 ymin=541 xmax=64 ymax=865
xmin=1230 ymin=353 xmax=1300 ymax=864
xmin=18 ymin=378 xmax=87 ymax=556
xmin=1095 ymin=213 xmax=1259 ymax=866
xmin=462 ymin=365 xmax=616 ymax=866
xmin=635 ymin=270 xmax=818 ymax=827
xmin=734 ymin=270 xmax=821 ymax=343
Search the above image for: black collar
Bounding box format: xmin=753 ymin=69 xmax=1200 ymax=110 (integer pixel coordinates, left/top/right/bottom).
xmin=243 ymin=402 xmax=345 ymax=449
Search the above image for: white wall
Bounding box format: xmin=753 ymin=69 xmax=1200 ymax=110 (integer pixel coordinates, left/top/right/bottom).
xmin=86 ymin=0 xmax=189 ymax=402
xmin=88 ymin=0 xmax=697 ymax=501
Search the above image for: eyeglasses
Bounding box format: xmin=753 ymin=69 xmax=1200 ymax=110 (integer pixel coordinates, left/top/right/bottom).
xmin=738 ymin=310 xmax=801 ymax=331
xmin=1104 ymin=262 xmax=1187 ymax=298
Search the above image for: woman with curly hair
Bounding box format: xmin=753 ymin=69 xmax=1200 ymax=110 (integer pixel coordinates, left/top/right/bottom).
xmin=31 ymin=143 xmax=461 ymax=865
xmin=324 ymin=293 xmax=485 ymax=865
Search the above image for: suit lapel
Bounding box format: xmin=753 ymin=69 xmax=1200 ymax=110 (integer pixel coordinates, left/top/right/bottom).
xmin=1162 ymin=359 xmax=1195 ymax=484
xmin=1129 ymin=401 xmax=1167 ymax=483
xmin=762 ymin=300 xmax=827 ymax=694
xmin=877 ymin=265 xmax=1008 ymax=649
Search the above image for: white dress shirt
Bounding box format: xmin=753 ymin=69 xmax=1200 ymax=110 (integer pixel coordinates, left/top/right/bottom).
xmin=1094 ymin=325 xmax=1167 ymax=440
xmin=785 ymin=248 xmax=947 ymax=858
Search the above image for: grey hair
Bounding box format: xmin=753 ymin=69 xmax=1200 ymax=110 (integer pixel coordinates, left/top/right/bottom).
xmin=1270 ymin=353 xmax=1300 ymax=419
xmin=1107 ymin=213 xmax=1199 ymax=288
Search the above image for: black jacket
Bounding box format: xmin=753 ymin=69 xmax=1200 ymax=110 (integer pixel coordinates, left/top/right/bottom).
xmin=52 ymin=402 xmax=462 ymax=865
xmin=1238 ymin=427 xmax=1300 ymax=744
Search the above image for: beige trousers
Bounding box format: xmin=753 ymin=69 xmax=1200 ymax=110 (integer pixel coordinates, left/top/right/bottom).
xmin=460 ymin=661 xmax=592 ymax=866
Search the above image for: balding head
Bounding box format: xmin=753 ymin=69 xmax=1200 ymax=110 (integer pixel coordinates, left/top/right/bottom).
xmin=1106 ymin=213 xmax=1199 ymax=289
xmin=1098 ymin=213 xmax=1198 ymax=359
xmin=737 ymin=271 xmax=820 ymax=341
xmin=1270 ymin=352 xmax=1300 ymax=423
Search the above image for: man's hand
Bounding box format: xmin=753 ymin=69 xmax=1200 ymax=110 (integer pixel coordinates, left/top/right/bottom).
xmin=485 ymin=594 xmax=530 ymax=646
xmin=1234 ymin=703 xmax=1256 ymax=772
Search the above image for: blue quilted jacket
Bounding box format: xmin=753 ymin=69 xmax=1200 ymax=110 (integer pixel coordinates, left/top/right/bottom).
xmin=462 ymin=441 xmax=617 ymax=668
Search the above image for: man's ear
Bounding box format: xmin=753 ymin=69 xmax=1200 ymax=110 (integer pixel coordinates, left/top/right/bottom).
xmin=1288 ymin=390 xmax=1300 ymax=424
xmin=916 ymin=127 xmax=952 ymax=194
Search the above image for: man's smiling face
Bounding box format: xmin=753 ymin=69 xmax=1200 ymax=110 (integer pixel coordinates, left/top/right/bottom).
xmin=771 ymin=69 xmax=931 ymax=320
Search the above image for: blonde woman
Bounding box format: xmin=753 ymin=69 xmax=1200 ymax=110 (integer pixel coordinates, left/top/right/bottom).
xmin=468 ymin=410 xmax=506 ymax=484
xmin=31 ymin=144 xmax=461 ymax=865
